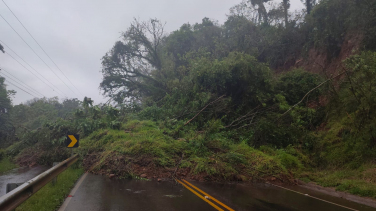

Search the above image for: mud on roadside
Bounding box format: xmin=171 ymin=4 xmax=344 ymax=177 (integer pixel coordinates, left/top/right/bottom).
xmin=82 ymin=153 xmax=295 ymax=184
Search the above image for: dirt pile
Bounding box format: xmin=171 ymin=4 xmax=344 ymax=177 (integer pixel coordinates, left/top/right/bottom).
xmin=82 ymin=152 xmax=295 ymax=183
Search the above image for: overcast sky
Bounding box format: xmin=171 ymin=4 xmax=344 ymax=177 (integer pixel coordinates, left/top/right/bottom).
xmin=0 ymin=0 xmax=303 ymax=105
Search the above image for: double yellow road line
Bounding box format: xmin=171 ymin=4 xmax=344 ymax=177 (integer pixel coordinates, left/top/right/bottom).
xmin=176 ymin=179 xmax=235 ymax=211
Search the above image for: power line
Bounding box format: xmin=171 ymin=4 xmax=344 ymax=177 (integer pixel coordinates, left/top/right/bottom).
xmin=0 ymin=66 xmax=46 ymax=97
xmin=6 ymin=52 xmax=65 ymax=97
xmin=2 ymin=0 xmax=84 ymax=97
xmin=0 ymin=40 xmax=66 ymax=97
xmin=0 ymin=67 xmax=45 ymax=98
xmin=0 ymin=73 xmax=38 ymax=98
xmin=0 ymin=70 xmax=42 ymax=98
xmin=0 ymin=12 xmax=76 ymax=97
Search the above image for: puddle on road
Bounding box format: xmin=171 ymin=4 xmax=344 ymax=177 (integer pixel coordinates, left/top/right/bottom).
xmin=164 ymin=194 xmax=182 ymax=198
xmin=65 ymin=174 xmax=376 ymax=211
xmin=0 ymin=165 xmax=49 ymax=197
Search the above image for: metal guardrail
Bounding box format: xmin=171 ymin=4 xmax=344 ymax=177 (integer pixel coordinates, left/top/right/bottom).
xmin=0 ymin=154 xmax=79 ymax=211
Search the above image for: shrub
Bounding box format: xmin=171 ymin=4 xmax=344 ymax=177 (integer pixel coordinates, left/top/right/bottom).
xmin=277 ymin=69 xmax=324 ymax=105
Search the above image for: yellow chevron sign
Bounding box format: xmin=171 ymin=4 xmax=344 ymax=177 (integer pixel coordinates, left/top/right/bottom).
xmin=66 ymin=134 xmax=79 ymax=148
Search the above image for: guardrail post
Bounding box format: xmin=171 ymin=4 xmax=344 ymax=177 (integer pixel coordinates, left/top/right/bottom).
xmin=52 ymin=162 xmax=59 ymax=186
xmin=6 ymin=183 xmax=23 ymax=194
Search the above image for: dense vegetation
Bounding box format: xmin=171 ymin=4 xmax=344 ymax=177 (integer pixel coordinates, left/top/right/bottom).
xmin=1 ymin=0 xmax=376 ymax=199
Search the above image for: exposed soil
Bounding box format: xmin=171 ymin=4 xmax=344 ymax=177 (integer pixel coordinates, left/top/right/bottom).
xmin=16 ymin=145 xmax=70 ymax=167
xmin=16 ymin=147 xmax=42 ymax=167
xmin=295 ymin=33 xmax=363 ymax=77
xmin=83 ymin=153 xmax=174 ymax=180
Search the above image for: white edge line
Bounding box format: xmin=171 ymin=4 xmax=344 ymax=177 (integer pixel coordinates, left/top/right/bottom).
xmin=58 ymin=172 xmax=88 ymax=211
xmin=267 ymin=182 xmax=359 ymax=211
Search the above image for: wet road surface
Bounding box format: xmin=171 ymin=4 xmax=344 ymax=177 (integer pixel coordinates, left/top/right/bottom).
xmin=0 ymin=165 xmax=49 ymax=197
xmin=187 ymin=181 xmax=375 ymax=211
xmin=60 ymin=173 xmax=375 ymax=211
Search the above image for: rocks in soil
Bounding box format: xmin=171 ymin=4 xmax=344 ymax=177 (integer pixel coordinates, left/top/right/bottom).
xmin=29 ymin=162 xmax=37 ymax=168
xmin=140 ymin=174 xmax=147 ymax=178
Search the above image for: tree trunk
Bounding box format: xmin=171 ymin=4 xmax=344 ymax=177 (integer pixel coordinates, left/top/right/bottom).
xmin=306 ymin=0 xmax=312 ymax=14
xmin=283 ymin=0 xmax=289 ymax=27
xmin=258 ymin=3 xmax=268 ymax=24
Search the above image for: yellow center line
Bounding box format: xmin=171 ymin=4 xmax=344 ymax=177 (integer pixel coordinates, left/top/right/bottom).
xmin=181 ymin=179 xmax=235 ymax=211
xmin=176 ymin=179 xmax=224 ymax=211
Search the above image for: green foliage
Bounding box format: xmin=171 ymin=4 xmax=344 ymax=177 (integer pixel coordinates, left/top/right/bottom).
xmin=277 ymin=69 xmax=324 ymax=105
xmin=251 ymin=118 xmax=300 ymax=147
xmin=304 ymin=0 xmax=351 ymax=57
xmin=192 ymin=52 xmax=273 ymax=107
xmin=222 ymin=151 xmax=247 ymax=165
xmin=277 ymin=150 xmax=304 ymax=171
xmin=0 ymin=96 xmax=127 ymax=166
xmin=0 ymin=148 xmax=4 ymax=160
xmin=77 ymin=120 xmax=302 ymax=180
xmin=2 ymin=0 xmax=376 ymax=197
xmin=314 ymin=51 xmax=376 ymax=168
xmin=163 ymin=17 xmax=223 ymax=65
xmin=0 ymin=76 xmax=15 ymax=148
xmin=5 ymin=141 xmax=25 ymax=157
xmin=304 ymin=0 xmax=376 ymax=58
xmin=0 ymin=157 xmax=17 ymax=173
xmin=223 ymin=15 xmax=259 ymax=55
xmin=4 ymin=97 xmax=82 ymax=153
xmin=307 ymin=164 xmax=376 ymax=198
xmin=138 ymin=105 xmax=167 ymax=121
xmin=100 ymin=19 xmax=166 ymax=104
xmin=109 ymin=120 xmax=121 ymax=130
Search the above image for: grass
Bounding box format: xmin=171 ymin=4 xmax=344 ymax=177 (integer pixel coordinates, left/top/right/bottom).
xmin=300 ymin=164 xmax=376 ymax=199
xmin=0 ymin=157 xmax=18 ymax=174
xmin=301 ymin=117 xmax=376 ymax=199
xmin=16 ymin=165 xmax=84 ymax=211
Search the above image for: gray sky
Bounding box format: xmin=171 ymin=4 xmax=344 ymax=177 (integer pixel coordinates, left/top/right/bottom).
xmin=0 ymin=0 xmax=303 ymax=105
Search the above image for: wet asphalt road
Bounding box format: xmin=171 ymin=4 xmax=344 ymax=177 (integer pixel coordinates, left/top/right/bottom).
xmin=0 ymin=165 xmax=49 ymax=197
xmin=0 ymin=167 xmax=374 ymax=211
xmin=60 ymin=173 xmax=375 ymax=211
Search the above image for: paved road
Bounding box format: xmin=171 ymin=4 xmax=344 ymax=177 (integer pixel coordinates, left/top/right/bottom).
xmin=0 ymin=165 xmax=48 ymax=197
xmin=58 ymin=173 xmax=375 ymax=211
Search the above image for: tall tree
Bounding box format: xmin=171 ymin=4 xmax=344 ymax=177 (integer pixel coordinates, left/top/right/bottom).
xmin=282 ymin=0 xmax=290 ymax=26
xmin=249 ymin=0 xmax=270 ymax=24
xmin=301 ymin=0 xmax=316 ymax=14
xmin=0 ymin=76 xmax=15 ymax=139
xmin=165 ymin=23 xmax=195 ymax=66
xmin=223 ymin=15 xmax=260 ymax=54
xmin=100 ymin=18 xmax=167 ymax=104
